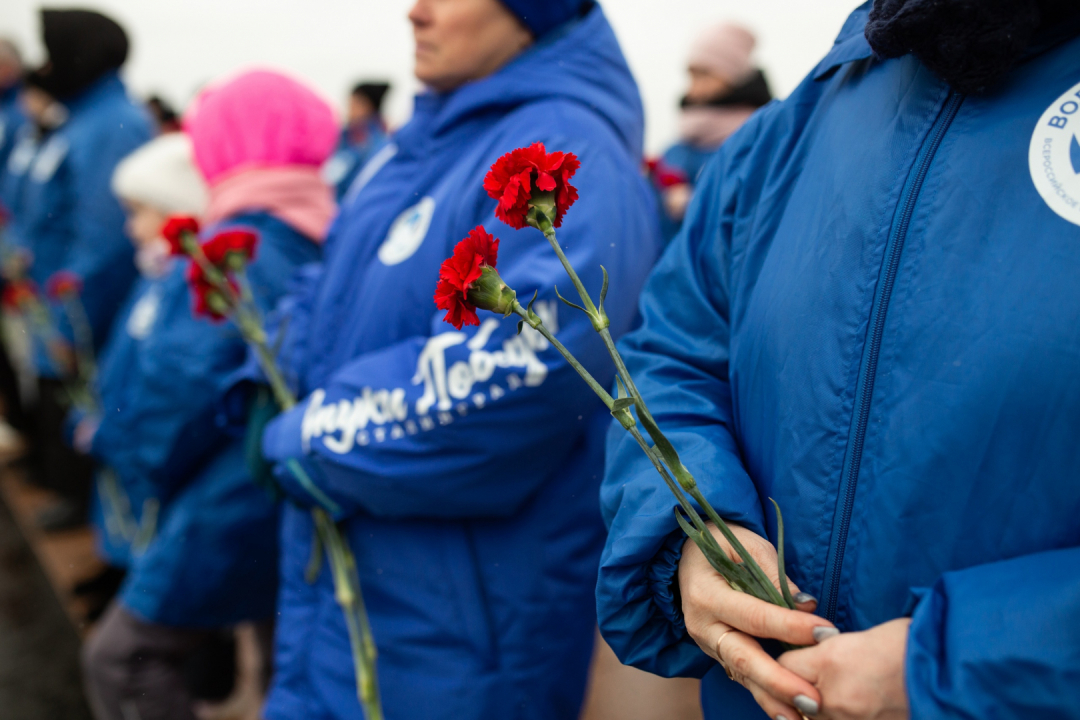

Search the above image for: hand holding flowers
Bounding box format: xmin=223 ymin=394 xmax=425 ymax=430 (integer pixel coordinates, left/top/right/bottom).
xmin=436 ymin=144 xmax=845 ymax=716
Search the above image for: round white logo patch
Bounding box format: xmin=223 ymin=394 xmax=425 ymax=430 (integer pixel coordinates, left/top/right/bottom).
xmin=1029 ymin=79 xmax=1080 ymax=227
xmin=378 ymin=197 xmax=436 ymax=266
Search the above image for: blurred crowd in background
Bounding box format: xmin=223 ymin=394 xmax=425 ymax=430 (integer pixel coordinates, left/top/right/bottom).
xmin=0 ymin=3 xmax=769 ymax=719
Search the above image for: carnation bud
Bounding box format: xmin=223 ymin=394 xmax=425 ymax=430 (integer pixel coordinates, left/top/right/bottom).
xmin=465 ymin=265 xmax=517 ymax=317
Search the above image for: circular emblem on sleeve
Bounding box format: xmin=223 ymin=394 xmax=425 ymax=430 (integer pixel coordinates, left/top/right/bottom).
xmin=1029 ymin=80 xmax=1080 ymax=227
xmin=378 ymin=196 xmax=436 ymax=266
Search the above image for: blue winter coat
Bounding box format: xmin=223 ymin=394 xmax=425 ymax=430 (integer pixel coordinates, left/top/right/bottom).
xmin=323 ymin=120 xmax=390 ymax=201
xmin=597 ymin=5 xmax=1080 ymax=718
xmin=90 ymin=212 xmax=320 ymax=627
xmin=4 ymin=72 xmax=150 ymax=376
xmin=83 ymin=279 xmax=157 ymax=569
xmin=256 ymin=5 xmax=661 ymax=718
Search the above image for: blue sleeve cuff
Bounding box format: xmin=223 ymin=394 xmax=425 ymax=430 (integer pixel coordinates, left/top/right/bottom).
xmin=647 ymin=528 xmax=690 ymax=636
xmin=261 ymin=400 xmax=306 ymax=463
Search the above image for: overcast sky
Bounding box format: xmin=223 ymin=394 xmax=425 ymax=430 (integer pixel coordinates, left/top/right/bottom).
xmin=0 ymin=0 xmax=858 ymax=153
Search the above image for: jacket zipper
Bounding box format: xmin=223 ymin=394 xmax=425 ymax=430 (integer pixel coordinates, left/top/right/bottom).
xmin=821 ymin=91 xmax=964 ymax=623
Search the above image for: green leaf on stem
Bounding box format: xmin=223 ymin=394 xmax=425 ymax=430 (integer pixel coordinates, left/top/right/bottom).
xmin=599 ymin=265 xmax=609 ymax=310
xmin=770 ymin=498 xmax=796 ymax=609
xmin=611 ymin=397 xmax=635 ymax=412
xmin=554 ymin=285 xmax=587 ymax=314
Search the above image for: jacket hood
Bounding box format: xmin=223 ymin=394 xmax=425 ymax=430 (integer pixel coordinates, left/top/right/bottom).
xmin=406 ymin=3 xmax=645 ymax=159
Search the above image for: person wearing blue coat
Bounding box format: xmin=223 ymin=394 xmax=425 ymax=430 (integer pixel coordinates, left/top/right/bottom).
xmin=323 ymin=82 xmax=391 ymax=200
xmin=5 ymin=10 xmax=151 ymax=529
xmin=250 ymin=1 xmax=661 ymax=717
xmin=598 ymin=1 xmax=1080 ymax=718
xmin=80 ymin=70 xmax=339 ymax=720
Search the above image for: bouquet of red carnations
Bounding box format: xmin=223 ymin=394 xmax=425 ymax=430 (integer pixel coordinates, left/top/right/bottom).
xmin=163 ymin=217 xmax=383 ymax=720
xmin=434 ymin=144 xmax=799 ymax=613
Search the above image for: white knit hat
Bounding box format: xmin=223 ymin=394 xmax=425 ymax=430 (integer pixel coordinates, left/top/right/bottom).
xmin=687 ymin=23 xmax=757 ymax=84
xmin=111 ymin=132 xmax=208 ymax=215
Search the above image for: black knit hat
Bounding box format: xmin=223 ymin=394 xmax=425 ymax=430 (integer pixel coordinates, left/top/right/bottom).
xmin=351 ymin=82 xmax=391 ymax=114
xmin=33 ymin=9 xmax=129 ymax=100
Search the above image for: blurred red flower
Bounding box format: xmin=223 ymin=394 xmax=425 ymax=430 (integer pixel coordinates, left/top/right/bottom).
xmin=162 ymin=216 xmax=201 ymax=256
xmin=435 ymin=227 xmax=500 ymax=329
xmin=2 ymin=280 xmax=39 ymax=310
xmin=202 ymin=230 xmax=258 ymax=266
xmin=186 ymin=261 xmax=234 ymax=322
xmin=483 ymin=143 xmax=580 ymax=230
xmin=45 ymin=271 xmax=83 ymax=300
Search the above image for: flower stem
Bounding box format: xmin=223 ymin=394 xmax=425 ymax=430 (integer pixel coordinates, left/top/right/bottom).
xmin=511 ymin=301 xmax=613 ymax=408
xmin=526 ymin=223 xmax=793 ymax=609
xmin=194 ymin=255 xmax=383 ymax=715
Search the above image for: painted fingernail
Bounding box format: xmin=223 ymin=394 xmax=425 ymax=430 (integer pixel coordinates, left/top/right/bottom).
xmin=793 ymin=592 xmax=816 ymax=604
xmin=794 ymin=695 xmax=819 ymax=716
xmin=812 ymin=626 xmax=840 ymax=643
xmin=775 ymin=716 xmax=791 ymax=720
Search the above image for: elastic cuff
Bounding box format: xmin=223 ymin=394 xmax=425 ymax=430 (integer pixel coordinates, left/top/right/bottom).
xmin=647 ymin=527 xmax=690 ymax=635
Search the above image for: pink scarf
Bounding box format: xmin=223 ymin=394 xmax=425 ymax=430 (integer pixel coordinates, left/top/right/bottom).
xmin=204 ymin=166 xmax=336 ymax=242
xmin=678 ymin=106 xmax=757 ymax=150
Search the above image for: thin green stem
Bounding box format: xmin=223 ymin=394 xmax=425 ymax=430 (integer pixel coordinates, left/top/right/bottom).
xmin=526 ymin=227 xmax=790 ymax=608
xmin=190 ymin=248 xmax=383 ymax=717
xmin=511 ymin=301 xmax=613 ymax=408
xmin=538 ymin=226 xmax=607 ymax=329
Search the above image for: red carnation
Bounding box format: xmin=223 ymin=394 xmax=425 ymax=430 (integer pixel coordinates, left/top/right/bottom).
xmin=186 ymin=261 xmax=234 ymax=322
xmin=161 ymin=216 xmax=201 ymax=256
xmin=46 ymin=271 xmax=83 ymax=300
xmin=434 ymin=227 xmax=501 ymax=329
xmin=2 ymin=280 xmax=39 ymax=311
xmin=645 ymin=158 xmax=689 ymax=189
xmin=202 ymin=230 xmax=259 ymax=267
xmin=483 ymin=143 xmax=580 ymax=230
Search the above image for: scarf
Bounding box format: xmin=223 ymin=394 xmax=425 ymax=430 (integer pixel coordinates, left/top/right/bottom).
xmin=678 ymin=69 xmax=773 ymax=150
xmin=865 ymin=0 xmax=1080 ymax=94
xmin=204 ymin=166 xmax=336 ymax=243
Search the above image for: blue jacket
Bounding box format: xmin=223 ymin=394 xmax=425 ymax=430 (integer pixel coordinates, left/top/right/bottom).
xmin=323 ymin=120 xmax=390 ymax=201
xmin=90 ymin=212 xmax=320 ymax=627
xmin=84 ymin=279 xmax=157 ymax=569
xmin=0 ymin=84 xmax=25 ymax=188
xmin=598 ymin=5 xmax=1080 ymax=718
xmin=257 ymin=5 xmax=661 ymax=718
xmin=4 ymin=72 xmax=150 ymax=376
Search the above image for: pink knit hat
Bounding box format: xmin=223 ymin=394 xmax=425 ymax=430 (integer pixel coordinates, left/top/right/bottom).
xmin=687 ymin=23 xmax=757 ymax=84
xmin=185 ymin=69 xmax=338 ymax=186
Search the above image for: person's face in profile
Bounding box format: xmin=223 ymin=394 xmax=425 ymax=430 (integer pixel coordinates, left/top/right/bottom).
xmin=408 ymin=0 xmax=533 ymax=93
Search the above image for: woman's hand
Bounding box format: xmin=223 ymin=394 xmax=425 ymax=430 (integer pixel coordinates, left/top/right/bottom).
xmin=678 ymin=523 xmax=837 ymax=720
xmin=779 ymin=618 xmax=911 ymax=720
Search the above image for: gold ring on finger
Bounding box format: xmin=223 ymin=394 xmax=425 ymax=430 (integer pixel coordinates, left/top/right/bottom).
xmin=715 ymin=629 xmax=738 ymax=681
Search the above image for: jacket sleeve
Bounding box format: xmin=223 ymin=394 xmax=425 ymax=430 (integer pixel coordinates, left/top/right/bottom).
xmin=261 ymin=141 xmax=658 ymax=520
xmin=62 ymin=120 xmax=147 ymax=346
xmin=906 ymin=545 xmax=1080 ymax=717
xmin=595 ymin=120 xmax=771 ymax=679
xmin=262 ymin=220 xmax=616 ymax=521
